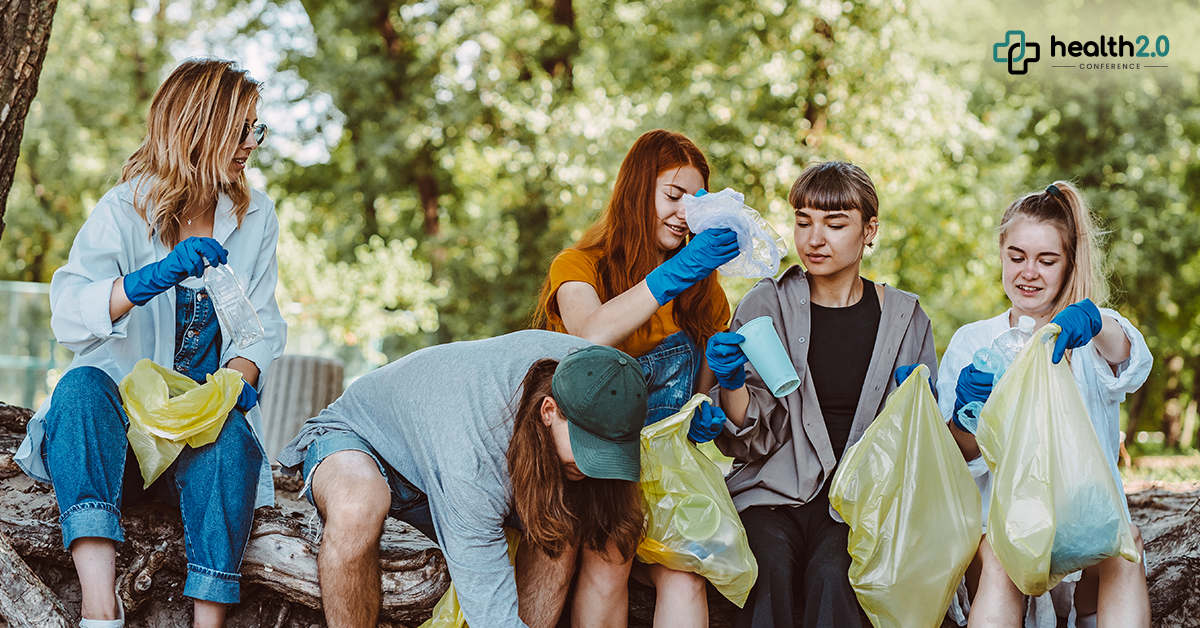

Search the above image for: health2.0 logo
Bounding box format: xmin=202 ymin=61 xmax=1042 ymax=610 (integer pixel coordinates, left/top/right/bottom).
xmin=993 ymin=30 xmax=1171 ymax=75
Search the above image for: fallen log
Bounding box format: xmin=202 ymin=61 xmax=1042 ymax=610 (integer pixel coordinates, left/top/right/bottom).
xmin=1 ymin=403 xmax=1198 ymax=627
xmin=0 ymin=422 xmax=449 ymax=627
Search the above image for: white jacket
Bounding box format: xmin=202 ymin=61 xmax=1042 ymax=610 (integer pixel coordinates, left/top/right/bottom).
xmin=16 ymin=178 xmax=286 ymax=508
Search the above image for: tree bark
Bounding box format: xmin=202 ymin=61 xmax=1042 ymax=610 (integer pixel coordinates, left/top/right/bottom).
xmin=0 ymin=0 xmax=58 ymax=242
xmin=0 ymin=425 xmax=449 ymax=627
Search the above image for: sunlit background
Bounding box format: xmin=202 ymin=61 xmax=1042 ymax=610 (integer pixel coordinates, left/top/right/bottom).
xmin=3 ymin=0 xmax=1200 ymax=478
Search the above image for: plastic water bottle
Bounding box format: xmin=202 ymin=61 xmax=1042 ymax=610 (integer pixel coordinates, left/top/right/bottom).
xmin=204 ymin=264 xmax=265 ymax=349
xmin=973 ymin=315 xmax=1036 ymax=381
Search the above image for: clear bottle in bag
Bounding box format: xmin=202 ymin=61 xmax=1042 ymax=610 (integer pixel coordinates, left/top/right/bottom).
xmin=973 ymin=315 xmax=1036 ymax=382
xmin=204 ymin=264 xmax=265 ymax=349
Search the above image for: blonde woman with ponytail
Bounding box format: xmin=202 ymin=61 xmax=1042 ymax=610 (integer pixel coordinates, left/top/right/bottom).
xmin=14 ymin=58 xmax=286 ymax=628
xmin=935 ymin=182 xmax=1152 ymax=628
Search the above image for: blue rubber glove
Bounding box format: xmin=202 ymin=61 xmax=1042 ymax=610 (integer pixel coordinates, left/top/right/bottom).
xmin=706 ymin=332 xmax=748 ymax=390
xmin=688 ymin=401 xmax=726 ymax=444
xmin=124 ymin=237 xmax=228 ymax=306
xmin=893 ymin=363 xmax=935 ymax=395
xmin=234 ymin=379 xmax=258 ymax=413
xmin=645 ymin=228 xmax=739 ymax=305
xmin=1051 ymin=299 xmax=1104 ymax=364
xmin=952 ymin=364 xmax=993 ymax=433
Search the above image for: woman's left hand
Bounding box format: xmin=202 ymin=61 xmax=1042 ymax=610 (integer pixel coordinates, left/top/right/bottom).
xmin=235 ymin=379 xmax=258 ymax=413
xmin=1050 ymin=299 xmax=1103 ymax=364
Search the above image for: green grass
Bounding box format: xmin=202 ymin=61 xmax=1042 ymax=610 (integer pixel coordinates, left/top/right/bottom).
xmin=1121 ymin=454 xmax=1200 ymax=485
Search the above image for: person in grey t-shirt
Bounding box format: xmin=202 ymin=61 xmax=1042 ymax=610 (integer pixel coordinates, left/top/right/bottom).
xmin=276 ymin=331 xmax=649 ymax=628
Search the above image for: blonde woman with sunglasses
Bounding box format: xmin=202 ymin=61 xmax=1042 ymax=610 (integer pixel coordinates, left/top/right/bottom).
xmin=15 ymin=57 xmax=286 ymax=628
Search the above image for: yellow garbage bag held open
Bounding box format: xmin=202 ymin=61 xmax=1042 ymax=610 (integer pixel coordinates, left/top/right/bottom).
xmin=636 ymin=394 xmax=758 ymax=608
xmin=829 ymin=364 xmax=982 ymax=628
xmin=976 ymin=324 xmax=1138 ymax=596
xmin=418 ymin=528 xmax=521 ymax=628
xmin=118 ymin=359 xmax=243 ymax=488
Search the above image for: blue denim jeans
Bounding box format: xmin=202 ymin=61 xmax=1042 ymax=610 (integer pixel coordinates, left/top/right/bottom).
xmin=637 ymin=331 xmax=700 ymax=426
xmin=42 ymin=286 xmax=262 ymax=604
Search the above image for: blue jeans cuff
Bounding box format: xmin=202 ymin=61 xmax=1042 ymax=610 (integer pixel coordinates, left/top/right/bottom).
xmin=59 ymin=502 xmax=124 ymax=550
xmin=183 ymin=564 xmax=241 ymax=604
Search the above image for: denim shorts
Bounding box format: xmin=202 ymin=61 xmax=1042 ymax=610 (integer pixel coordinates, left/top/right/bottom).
xmin=638 ymin=330 xmax=700 ymax=426
xmin=301 ymin=430 xmax=437 ymax=541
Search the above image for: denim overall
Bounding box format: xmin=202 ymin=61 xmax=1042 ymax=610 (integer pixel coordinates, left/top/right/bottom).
xmin=42 ymin=285 xmax=263 ymax=604
xmin=637 ymin=330 xmax=700 ymax=426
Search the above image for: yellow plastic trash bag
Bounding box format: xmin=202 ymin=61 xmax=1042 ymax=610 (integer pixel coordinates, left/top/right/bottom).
xmin=636 ymin=394 xmax=757 ymax=608
xmin=976 ymin=324 xmax=1139 ymax=596
xmin=419 ymin=528 xmax=521 ymax=628
xmin=118 ymin=359 xmax=243 ymax=488
xmin=829 ymin=364 xmax=982 ymax=628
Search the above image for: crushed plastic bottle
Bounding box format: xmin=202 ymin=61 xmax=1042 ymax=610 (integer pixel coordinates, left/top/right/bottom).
xmin=973 ymin=315 xmax=1036 ymax=383
xmin=204 ymin=264 xmax=265 ymax=349
xmin=683 ymin=188 xmax=789 ymax=279
xmin=957 ymin=316 xmax=1036 ymax=434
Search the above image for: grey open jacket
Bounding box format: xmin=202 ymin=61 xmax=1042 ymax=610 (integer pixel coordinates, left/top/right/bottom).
xmin=711 ymin=266 xmax=938 ymax=513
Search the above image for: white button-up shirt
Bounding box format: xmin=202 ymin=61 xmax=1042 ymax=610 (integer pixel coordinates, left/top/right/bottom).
xmin=16 ymin=178 xmax=286 ymax=508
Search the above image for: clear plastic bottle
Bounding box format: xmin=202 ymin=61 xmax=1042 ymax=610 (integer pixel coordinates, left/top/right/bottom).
xmin=204 ymin=264 xmax=265 ymax=349
xmin=973 ymin=315 xmax=1036 ymax=381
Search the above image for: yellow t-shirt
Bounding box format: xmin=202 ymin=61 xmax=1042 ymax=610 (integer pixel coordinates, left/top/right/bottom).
xmin=543 ymin=248 xmax=731 ymax=358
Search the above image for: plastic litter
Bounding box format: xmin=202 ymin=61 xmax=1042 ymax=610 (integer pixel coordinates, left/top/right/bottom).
xmin=683 ymin=188 xmax=788 ymax=279
xmin=636 ymin=394 xmax=758 ymax=607
xmin=204 ymin=264 xmax=265 ymax=349
xmin=829 ymin=364 xmax=982 ymax=628
xmin=118 ymin=359 xmax=243 ymax=488
xmin=976 ymin=324 xmax=1139 ymax=596
xmin=972 ymin=315 xmax=1036 ymax=382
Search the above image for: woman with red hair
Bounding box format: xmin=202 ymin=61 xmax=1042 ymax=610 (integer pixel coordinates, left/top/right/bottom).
xmin=534 ymin=129 xmax=737 ymax=627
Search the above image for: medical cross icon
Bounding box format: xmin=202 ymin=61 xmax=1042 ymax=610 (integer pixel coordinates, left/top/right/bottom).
xmin=994 ymin=30 xmax=1041 ymax=75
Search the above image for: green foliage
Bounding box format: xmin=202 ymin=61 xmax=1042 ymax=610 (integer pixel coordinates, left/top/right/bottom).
xmin=7 ymin=0 xmax=1200 ymax=449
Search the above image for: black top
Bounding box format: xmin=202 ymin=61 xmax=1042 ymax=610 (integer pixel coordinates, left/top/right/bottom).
xmin=809 ymin=277 xmax=881 ymax=460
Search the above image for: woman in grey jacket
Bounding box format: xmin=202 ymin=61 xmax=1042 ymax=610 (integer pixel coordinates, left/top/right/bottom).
xmin=705 ymin=162 xmax=938 ymax=628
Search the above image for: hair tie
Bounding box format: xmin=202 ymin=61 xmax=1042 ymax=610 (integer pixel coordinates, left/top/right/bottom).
xmin=1045 ymin=184 xmax=1063 ymax=199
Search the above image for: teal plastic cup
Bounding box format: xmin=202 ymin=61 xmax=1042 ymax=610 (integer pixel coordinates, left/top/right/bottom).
xmin=736 ymin=316 xmax=801 ymax=397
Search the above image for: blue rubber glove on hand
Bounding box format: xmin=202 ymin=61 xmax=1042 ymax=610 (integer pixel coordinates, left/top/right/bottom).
xmin=706 ymin=332 xmax=748 ymax=390
xmin=124 ymin=236 xmax=228 ymax=306
xmin=645 ymin=228 xmax=739 ymax=305
xmin=952 ymin=364 xmax=993 ymax=433
xmin=234 ymin=379 xmax=258 ymax=413
xmin=893 ymin=363 xmax=935 ymax=395
xmin=1051 ymin=298 xmax=1104 ymax=364
xmin=688 ymin=401 xmax=727 ymax=444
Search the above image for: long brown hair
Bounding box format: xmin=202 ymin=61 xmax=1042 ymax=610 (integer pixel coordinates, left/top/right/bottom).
xmin=120 ymin=57 xmax=261 ymax=247
xmin=507 ymin=359 xmax=644 ymax=561
xmin=533 ymin=129 xmax=726 ymax=346
xmin=998 ymin=180 xmax=1106 ymax=319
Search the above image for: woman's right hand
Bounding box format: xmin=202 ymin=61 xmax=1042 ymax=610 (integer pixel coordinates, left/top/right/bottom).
xmin=123 ymin=236 xmax=228 ymax=305
xmin=645 ymin=228 xmax=739 ymax=305
xmin=706 ymin=331 xmax=748 ymax=390
xmin=952 ymin=363 xmax=993 ymax=433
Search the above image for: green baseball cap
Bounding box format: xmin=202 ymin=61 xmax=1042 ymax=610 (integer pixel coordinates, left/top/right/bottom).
xmin=550 ymin=345 xmax=647 ymax=482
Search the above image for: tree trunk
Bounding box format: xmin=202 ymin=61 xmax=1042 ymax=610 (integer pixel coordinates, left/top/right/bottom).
xmin=0 ymin=0 xmax=58 ymax=242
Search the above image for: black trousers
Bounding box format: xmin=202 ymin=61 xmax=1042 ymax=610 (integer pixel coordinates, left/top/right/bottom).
xmin=735 ymin=501 xmax=862 ymax=628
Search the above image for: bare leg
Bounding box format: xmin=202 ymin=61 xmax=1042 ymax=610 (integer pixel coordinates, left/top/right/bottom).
xmin=1087 ymin=524 xmax=1150 ymax=628
xmin=645 ymin=563 xmax=707 ymax=628
xmin=193 ymin=600 xmax=226 ymax=628
xmin=73 ymin=538 xmax=121 ymax=621
xmin=311 ymin=451 xmax=392 ymax=628
xmin=515 ymin=537 xmax=580 ymax=628
xmin=966 ymin=537 xmax=1023 ymax=628
xmin=572 ymin=541 xmax=632 ymax=628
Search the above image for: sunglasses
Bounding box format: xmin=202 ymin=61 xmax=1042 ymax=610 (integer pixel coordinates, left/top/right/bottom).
xmin=239 ymin=122 xmax=268 ymax=145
